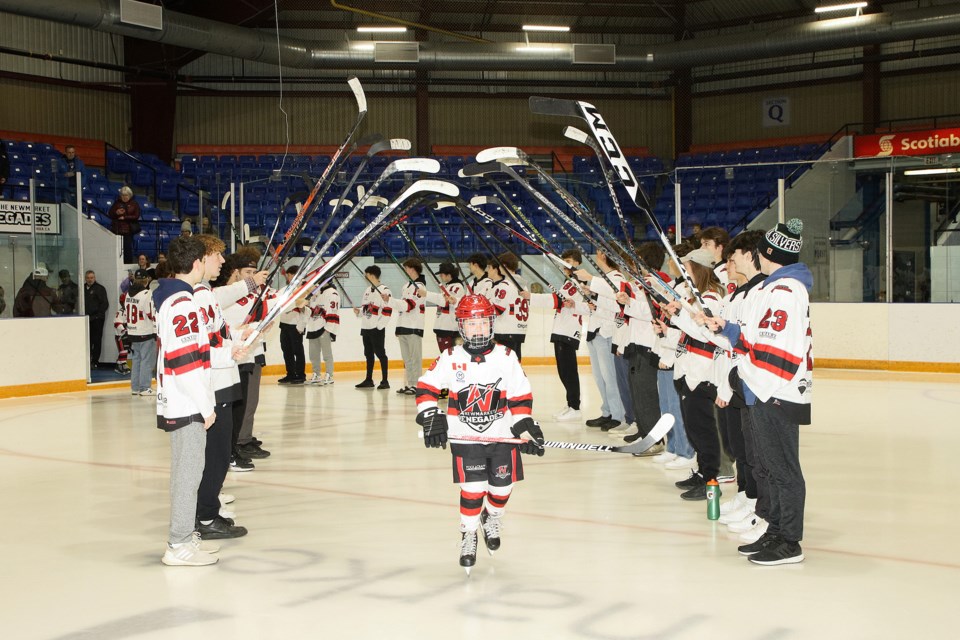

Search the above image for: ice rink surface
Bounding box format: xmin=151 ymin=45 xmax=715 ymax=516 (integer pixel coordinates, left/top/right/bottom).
xmin=1 ymin=367 xmax=957 ymax=639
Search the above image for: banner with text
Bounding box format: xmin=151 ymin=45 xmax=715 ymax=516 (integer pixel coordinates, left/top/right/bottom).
xmin=0 ymin=201 xmax=61 ymax=234
xmin=854 ymin=128 xmax=960 ymax=158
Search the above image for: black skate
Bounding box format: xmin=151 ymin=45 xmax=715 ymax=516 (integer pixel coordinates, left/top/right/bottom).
xmin=479 ymin=509 xmax=501 ymax=554
xmin=459 ymin=530 xmax=478 ymax=575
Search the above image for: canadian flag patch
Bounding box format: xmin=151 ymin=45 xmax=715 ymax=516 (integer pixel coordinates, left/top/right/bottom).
xmin=452 ymin=363 xmax=467 ymax=371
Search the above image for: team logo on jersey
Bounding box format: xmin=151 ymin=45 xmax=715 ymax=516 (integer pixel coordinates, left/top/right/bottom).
xmin=495 ymin=464 xmax=510 ymax=480
xmin=454 ymin=378 xmax=506 ymax=431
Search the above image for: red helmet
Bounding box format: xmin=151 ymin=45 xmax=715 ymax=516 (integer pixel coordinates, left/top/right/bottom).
xmin=455 ymin=294 xmax=496 ymax=350
xmin=455 ymin=294 xmax=495 ymax=320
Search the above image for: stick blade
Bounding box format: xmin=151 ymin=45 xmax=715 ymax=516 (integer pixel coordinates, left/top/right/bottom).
xmin=461 ymin=161 xmax=503 ymax=178
xmin=615 ymin=414 xmax=676 ymax=454
xmin=475 ymin=147 xmax=523 ymax=163
xmin=529 ymin=96 xmax=580 ymax=117
xmin=347 ymin=77 xmax=367 ymax=114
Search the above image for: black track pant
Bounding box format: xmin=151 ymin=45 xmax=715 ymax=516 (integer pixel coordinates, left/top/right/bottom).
xmin=676 ymin=379 xmax=720 ymax=482
xmin=196 ymin=400 xmax=234 ymax=521
xmin=554 ymin=340 xmax=580 ymax=410
xmin=362 ymin=328 xmax=388 ymax=382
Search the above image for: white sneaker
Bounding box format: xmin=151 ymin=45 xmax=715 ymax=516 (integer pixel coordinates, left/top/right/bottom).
xmin=139 ymin=388 xmax=155 ymax=396
xmin=219 ymin=493 xmax=235 ymax=506
xmin=717 ymin=474 xmax=736 ymax=484
xmin=607 ymin=422 xmax=636 ymax=435
xmin=738 ymin=519 xmax=769 ymax=543
xmin=219 ymin=508 xmax=236 ymax=519
xmin=719 ymin=502 xmax=755 ymax=525
xmin=664 ymin=455 xmax=696 ymax=470
xmin=720 ymin=491 xmax=746 ymax=516
xmin=728 ymin=512 xmax=761 ymax=533
xmin=558 ymin=408 xmax=581 ymax=421
xmin=308 ymin=373 xmax=321 ymax=384
xmin=162 ymin=540 xmax=219 ymax=566
xmin=652 ymin=451 xmax=677 ymax=464
xmin=192 ymin=532 xmax=220 ymax=554
xmin=321 ymin=374 xmax=334 ymax=386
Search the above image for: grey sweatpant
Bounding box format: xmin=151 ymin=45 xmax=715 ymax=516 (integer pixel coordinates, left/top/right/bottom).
xmin=168 ymin=422 xmax=206 ymax=545
xmin=238 ymin=364 xmax=262 ymax=446
xmin=751 ymin=400 xmax=806 ymax=542
xmin=308 ymin=333 xmax=334 ymax=377
xmin=397 ymin=333 xmax=422 ymax=388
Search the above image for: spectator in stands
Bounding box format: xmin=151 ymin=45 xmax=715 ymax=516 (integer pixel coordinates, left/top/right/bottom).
xmin=137 ymin=253 xmax=156 ymax=279
xmin=56 ymin=145 xmax=86 ymax=198
xmin=53 ymin=269 xmax=79 ymax=315
xmin=0 ymin=140 xmax=9 ymax=199
xmin=180 ymin=219 xmax=193 ymax=238
xmin=107 ymin=186 xmax=141 ymax=263
xmin=13 ymin=266 xmax=55 ymax=317
xmin=84 ymin=270 xmax=109 ymax=368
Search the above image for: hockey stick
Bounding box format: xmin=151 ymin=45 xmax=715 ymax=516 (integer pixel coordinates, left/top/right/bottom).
xmin=444 ymin=199 xmax=526 ymax=294
xmin=420 ymin=414 xmax=674 ymax=455
xmin=258 ymin=77 xmax=367 ymax=271
xmin=243 ymin=179 xmax=459 ymax=347
xmin=456 ymin=201 xmax=558 ymax=293
xmin=529 ymin=97 xmax=710 ymax=313
xmin=426 ymin=201 xmax=472 ymax=292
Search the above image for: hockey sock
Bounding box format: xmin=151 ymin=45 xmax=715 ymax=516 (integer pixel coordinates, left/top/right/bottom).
xmin=459 ymin=481 xmax=487 ymax=531
xmin=486 ymin=485 xmax=513 ymax=518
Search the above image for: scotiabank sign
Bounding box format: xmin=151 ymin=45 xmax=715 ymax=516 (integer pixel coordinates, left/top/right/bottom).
xmin=855 ymin=128 xmax=960 ymax=158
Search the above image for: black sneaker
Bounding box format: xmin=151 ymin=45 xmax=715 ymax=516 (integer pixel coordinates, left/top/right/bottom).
xmin=229 ymin=454 xmax=255 ymax=472
xmin=196 ymin=515 xmax=248 ymax=539
xmin=748 ymin=539 xmax=804 ymax=565
xmin=599 ymin=419 xmax=622 ymax=432
xmin=239 ymin=443 xmax=270 ymax=459
xmin=288 ymin=377 xmax=306 ymax=385
xmin=680 ymin=483 xmax=707 ymax=501
xmin=278 ymin=376 xmax=292 ymax=385
xmin=738 ymin=532 xmax=780 ymax=556
xmin=396 ymin=386 xmax=409 ymax=394
xmin=355 ymin=379 xmax=375 ymax=389
xmin=675 ymin=472 xmax=703 ymax=490
xmin=377 ymin=380 xmax=390 ymax=390
xmin=403 ymin=387 xmax=417 ymax=395
xmin=585 ymin=415 xmax=613 ymax=428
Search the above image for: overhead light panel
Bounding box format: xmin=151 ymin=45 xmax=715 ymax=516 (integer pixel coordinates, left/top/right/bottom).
xmin=522 ymin=25 xmax=570 ymax=32
xmin=903 ymin=168 xmax=958 ymax=176
xmin=814 ymin=2 xmax=868 ymax=13
xmin=516 ymin=45 xmax=567 ymax=53
xmin=357 ymin=26 xmax=407 ymax=33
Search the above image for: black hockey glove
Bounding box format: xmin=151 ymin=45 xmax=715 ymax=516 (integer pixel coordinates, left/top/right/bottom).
xmin=511 ymin=417 xmax=545 ymax=457
xmin=417 ymin=407 xmax=448 ymax=449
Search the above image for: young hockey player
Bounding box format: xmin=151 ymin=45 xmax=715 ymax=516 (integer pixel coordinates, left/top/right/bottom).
xmin=385 ymin=258 xmax=427 ymax=395
xmin=423 ymin=262 xmax=468 ymax=354
xmin=354 ymin=265 xmax=392 ymax=389
xmin=483 ymin=253 xmax=528 ymax=360
xmin=126 ymin=270 xmax=157 ymax=395
xmin=520 ymin=249 xmax=586 ymax=421
xmin=306 ymin=281 xmax=340 ymax=385
xmin=278 ymin=265 xmax=307 ymax=384
xmin=153 ymin=236 xmax=218 ymax=566
xmin=466 ymin=253 xmax=493 ymax=299
xmin=416 ymin=294 xmax=545 ymax=575
xmin=706 ymin=219 xmax=813 ymax=566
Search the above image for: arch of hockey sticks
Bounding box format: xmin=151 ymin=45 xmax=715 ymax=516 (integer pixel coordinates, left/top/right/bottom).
xmin=242 ymin=79 xmax=711 ymax=355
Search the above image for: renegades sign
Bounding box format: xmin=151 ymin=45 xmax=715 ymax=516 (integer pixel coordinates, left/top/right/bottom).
xmin=854 ymin=128 xmax=960 ymax=158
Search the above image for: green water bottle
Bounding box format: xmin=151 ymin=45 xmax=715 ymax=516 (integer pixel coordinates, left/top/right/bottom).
xmin=706 ymin=479 xmax=721 ymax=520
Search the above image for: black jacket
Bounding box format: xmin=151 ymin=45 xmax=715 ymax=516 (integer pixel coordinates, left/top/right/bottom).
xmin=84 ymin=281 xmax=109 ymax=318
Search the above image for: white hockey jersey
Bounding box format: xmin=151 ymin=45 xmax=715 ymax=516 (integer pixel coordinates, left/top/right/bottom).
xmin=306 ymin=285 xmax=340 ymax=338
xmin=424 ymin=280 xmax=468 ymax=336
xmin=389 ymin=278 xmax=427 ymax=336
xmin=486 ymin=277 xmax=528 ymax=337
xmin=470 ymin=275 xmax=492 ymax=299
xmin=359 ymin=284 xmax=393 ymax=331
xmin=587 ymin=270 xmax=625 ymax=341
xmin=718 ymin=264 xmax=813 ymax=421
xmin=125 ymin=287 xmax=156 ymax=340
xmin=528 ymin=278 xmax=585 ymax=346
xmin=153 ymin=279 xmax=215 ymax=431
xmin=416 ymin=344 xmax=532 ymax=443
xmin=670 ymin=284 xmax=725 ymax=391
xmin=219 ymin=281 xmax=273 ymax=364
xmin=194 ymin=281 xmax=241 ymax=401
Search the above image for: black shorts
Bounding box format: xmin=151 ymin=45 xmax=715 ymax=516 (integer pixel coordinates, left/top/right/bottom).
xmin=450 ymin=442 xmax=524 ymax=486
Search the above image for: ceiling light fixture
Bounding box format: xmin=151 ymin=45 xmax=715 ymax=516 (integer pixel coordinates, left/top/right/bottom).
xmin=357 ymin=26 xmax=407 ymax=33
xmin=814 ymin=2 xmax=868 ymax=14
xmin=522 ymin=25 xmax=570 ymax=32
xmin=516 ymin=45 xmax=567 ymax=53
xmin=903 ymin=168 xmax=958 ymax=176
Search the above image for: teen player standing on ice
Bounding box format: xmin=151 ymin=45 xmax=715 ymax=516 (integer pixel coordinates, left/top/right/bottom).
xmin=416 ymin=294 xmax=545 ymax=575
xmin=705 ymin=219 xmax=813 ymax=566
